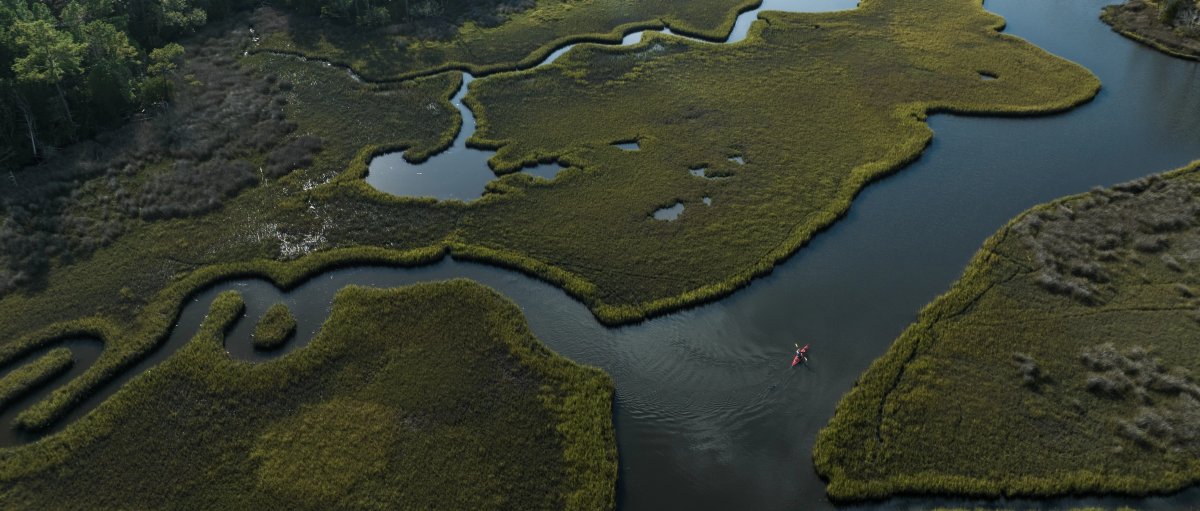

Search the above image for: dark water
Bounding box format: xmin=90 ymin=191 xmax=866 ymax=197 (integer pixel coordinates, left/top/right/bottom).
xmin=653 ymin=202 xmax=687 ymax=221
xmin=364 ymin=0 xmax=858 ymax=200
xmin=3 ymin=0 xmax=1200 ymax=509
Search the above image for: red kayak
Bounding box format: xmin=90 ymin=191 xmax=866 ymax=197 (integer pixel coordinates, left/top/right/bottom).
xmin=792 ymin=344 xmax=809 ymax=367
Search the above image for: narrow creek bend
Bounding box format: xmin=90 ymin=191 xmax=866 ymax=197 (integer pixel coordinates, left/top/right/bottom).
xmin=2 ymin=0 xmax=1200 ymax=510
xmin=363 ymin=0 xmax=860 ymax=200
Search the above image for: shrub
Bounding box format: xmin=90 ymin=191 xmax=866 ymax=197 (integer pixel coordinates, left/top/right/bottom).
xmin=265 ymin=135 xmax=324 ymax=178
xmin=136 ymin=159 xmax=259 ymax=220
xmin=1013 ymin=352 xmax=1046 ymax=388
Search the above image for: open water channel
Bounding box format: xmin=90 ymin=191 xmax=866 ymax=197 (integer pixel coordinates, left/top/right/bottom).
xmin=2 ymin=0 xmax=1199 ymax=509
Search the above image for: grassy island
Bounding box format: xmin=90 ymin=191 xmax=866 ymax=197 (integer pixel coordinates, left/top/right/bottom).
xmin=253 ymin=303 xmax=297 ymax=350
xmin=0 ymin=281 xmax=616 ymax=509
xmin=0 ymin=348 xmax=73 ymax=410
xmin=1102 ymin=0 xmax=1200 ymax=60
xmin=815 ymin=161 xmax=1200 ymax=500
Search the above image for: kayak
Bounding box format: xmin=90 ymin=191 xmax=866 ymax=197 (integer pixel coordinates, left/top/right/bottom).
xmin=792 ymin=343 xmax=810 ymax=367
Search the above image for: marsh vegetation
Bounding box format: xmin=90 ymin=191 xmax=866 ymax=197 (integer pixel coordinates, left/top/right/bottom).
xmin=252 ymin=303 xmax=296 ymax=350
xmin=0 ymin=282 xmax=615 ymax=509
xmin=816 ymin=161 xmax=1200 ymax=500
xmin=458 ymin=0 xmax=1099 ymax=321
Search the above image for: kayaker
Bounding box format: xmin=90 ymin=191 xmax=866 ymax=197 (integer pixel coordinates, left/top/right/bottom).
xmin=795 ymin=343 xmax=809 ymax=362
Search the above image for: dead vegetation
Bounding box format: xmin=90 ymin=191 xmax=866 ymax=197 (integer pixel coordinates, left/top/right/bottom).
xmin=1013 ymin=175 xmax=1200 ymax=304
xmin=1083 ymin=343 xmax=1200 ymax=451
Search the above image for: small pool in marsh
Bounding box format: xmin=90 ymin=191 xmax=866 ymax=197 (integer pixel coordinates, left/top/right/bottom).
xmin=653 ymin=202 xmax=686 ymax=220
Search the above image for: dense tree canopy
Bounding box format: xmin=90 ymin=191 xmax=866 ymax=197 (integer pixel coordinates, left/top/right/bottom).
xmin=0 ymin=0 xmax=261 ymax=173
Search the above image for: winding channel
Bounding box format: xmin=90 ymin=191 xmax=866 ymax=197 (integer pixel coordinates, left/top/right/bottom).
xmin=2 ymin=0 xmax=1200 ymax=510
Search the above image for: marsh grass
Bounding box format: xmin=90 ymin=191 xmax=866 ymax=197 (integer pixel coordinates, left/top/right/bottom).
xmin=0 ymin=281 xmax=615 ymax=509
xmin=252 ymin=303 xmax=296 ymax=350
xmin=0 ymin=348 xmax=73 ymax=411
xmin=815 ymin=161 xmax=1200 ymax=501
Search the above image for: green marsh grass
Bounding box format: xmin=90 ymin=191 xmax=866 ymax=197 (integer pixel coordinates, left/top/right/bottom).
xmin=451 ymin=0 xmax=1101 ymax=323
xmin=252 ymin=304 xmax=297 ymax=350
xmin=815 ymin=161 xmax=1200 ymax=500
xmin=0 ymin=281 xmax=615 ymax=509
xmin=0 ymin=348 xmax=73 ymax=411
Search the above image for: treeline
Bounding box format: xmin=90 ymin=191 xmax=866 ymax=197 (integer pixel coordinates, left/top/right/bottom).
xmin=275 ymin=0 xmax=534 ymax=28
xmin=0 ymin=0 xmax=250 ymax=173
